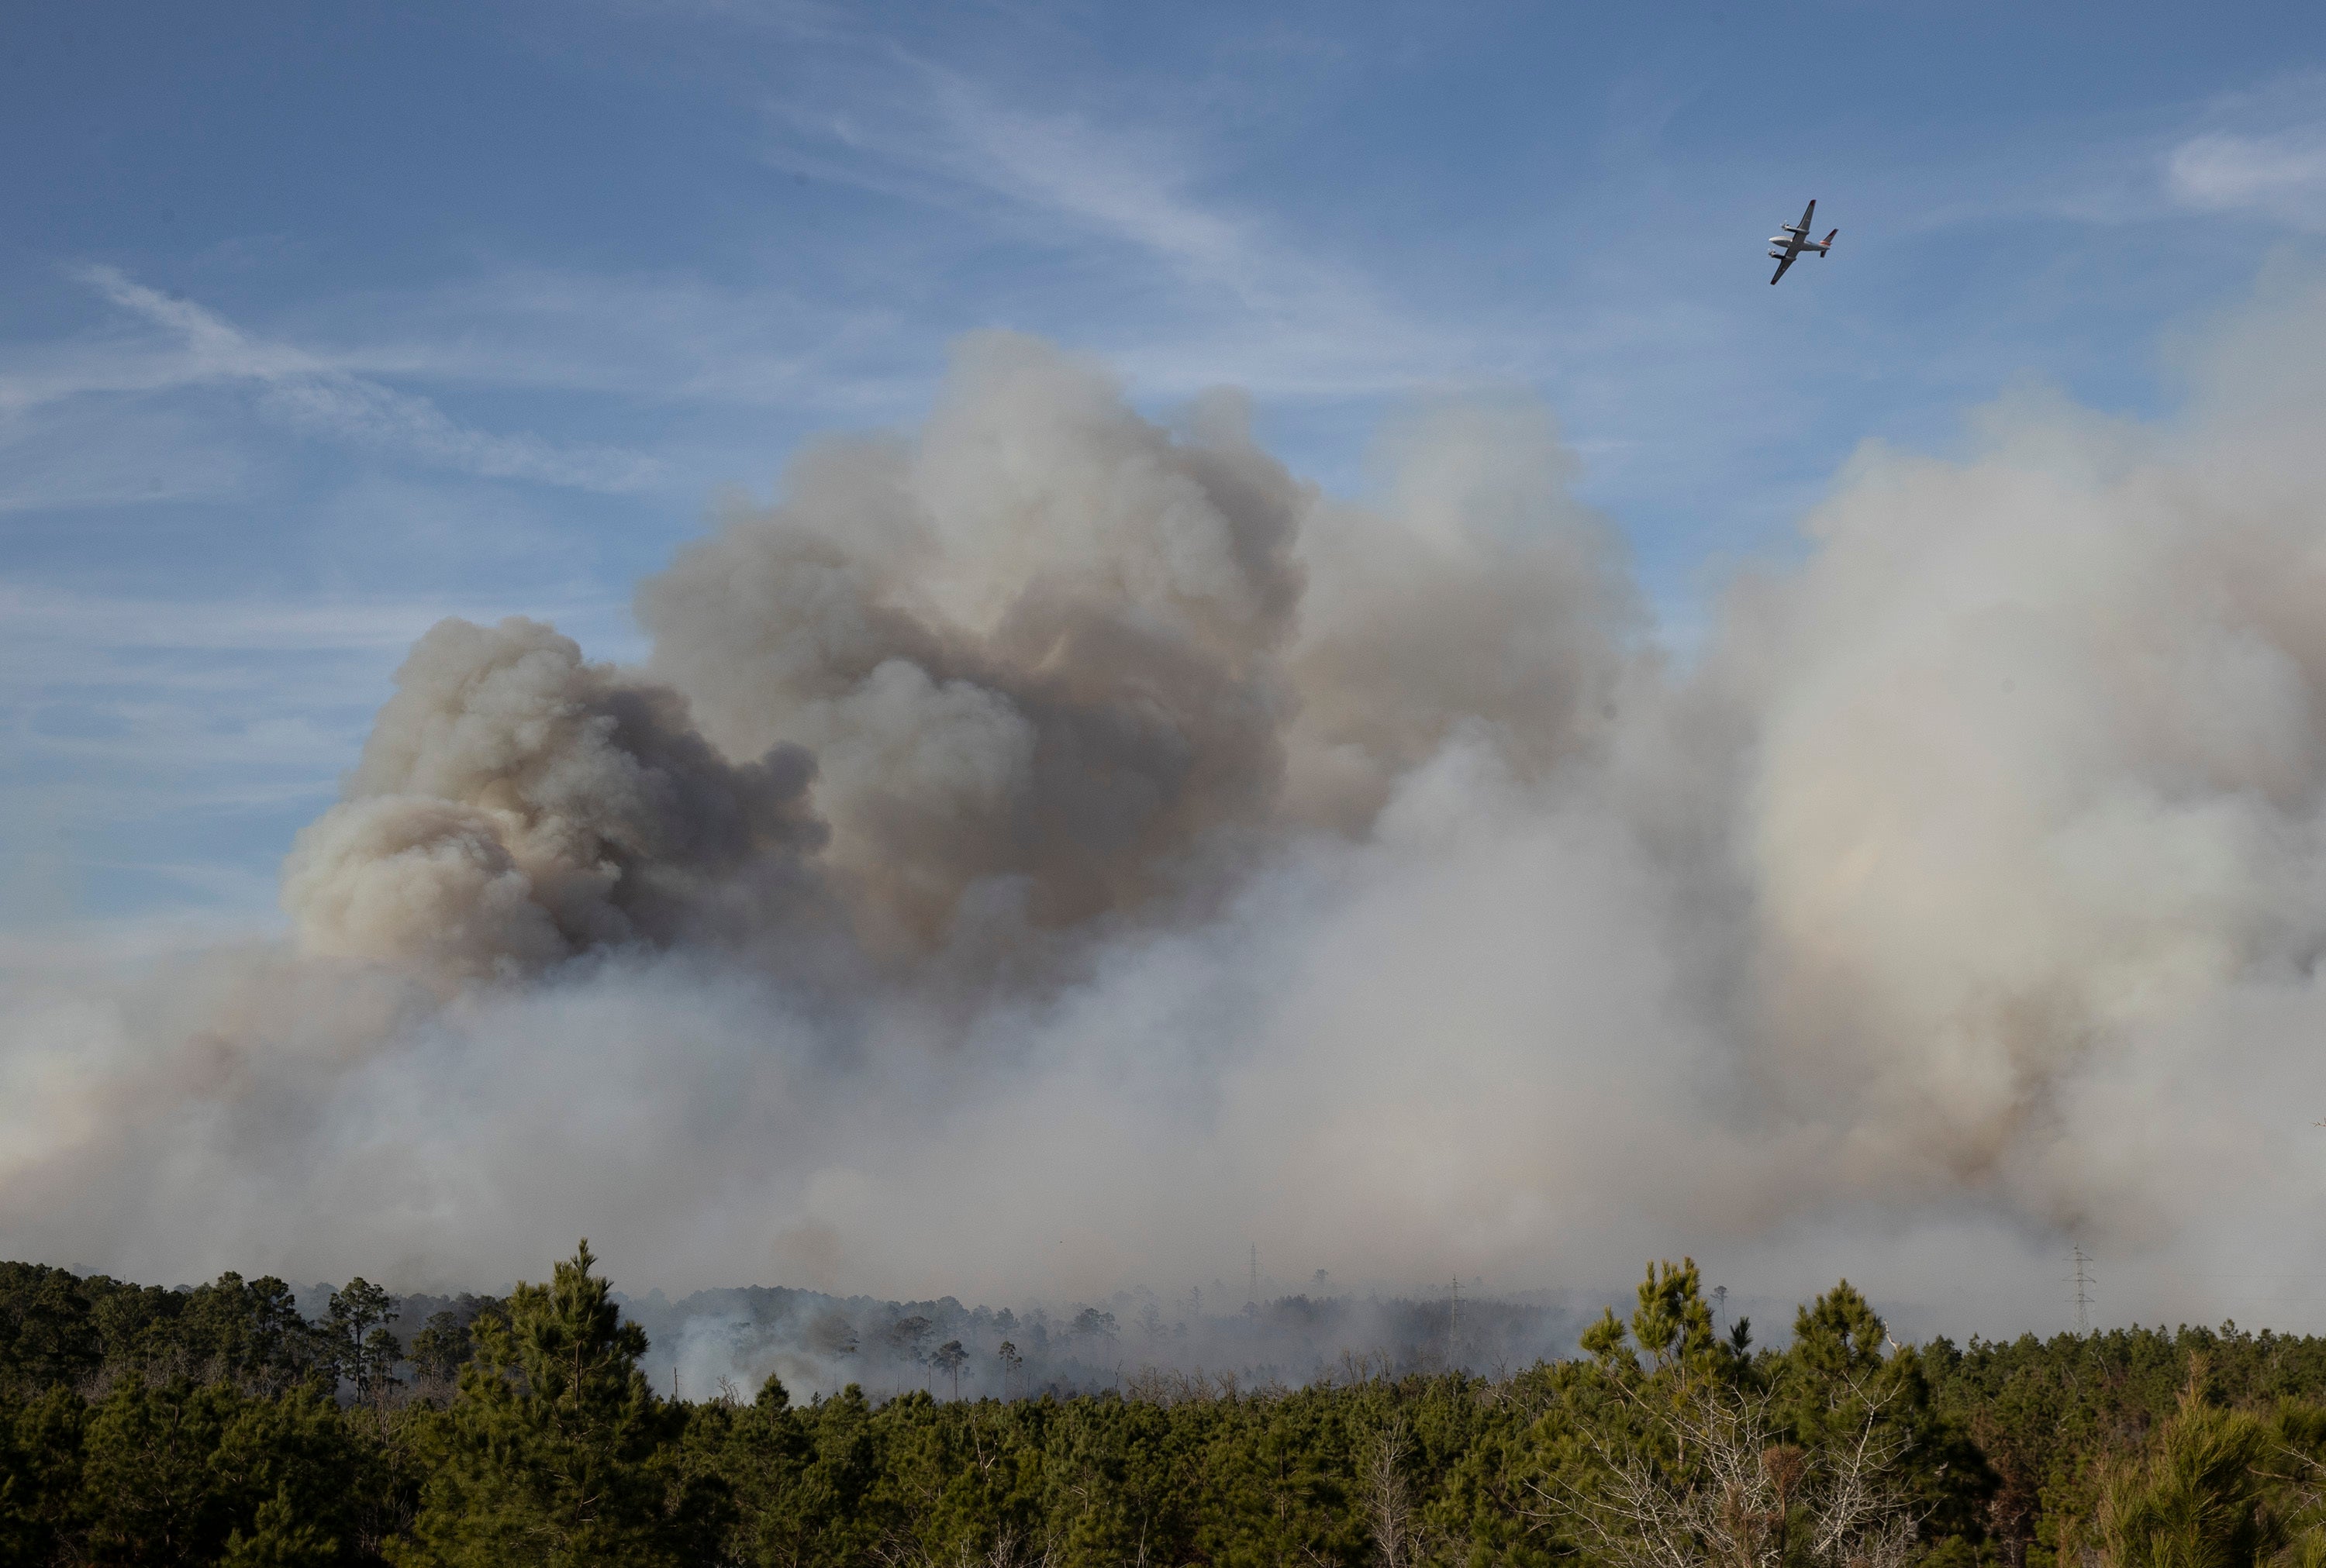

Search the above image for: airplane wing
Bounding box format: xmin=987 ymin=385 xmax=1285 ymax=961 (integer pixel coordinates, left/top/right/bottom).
xmin=1795 ymin=198 xmax=1816 ymax=234
xmin=1769 ymin=250 xmax=1797 ymax=285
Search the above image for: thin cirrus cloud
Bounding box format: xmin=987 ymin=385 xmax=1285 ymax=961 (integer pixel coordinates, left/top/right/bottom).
xmin=760 ymin=56 xmax=1469 ymax=398
xmin=2167 ymin=126 xmax=2326 ymax=230
xmin=2159 ymin=74 xmax=2326 ymax=232
xmin=0 ymin=403 xmax=253 ymax=514
xmin=6 ymin=267 xmax=668 ymax=493
xmin=342 ymin=268 xmax=930 ymax=416
xmin=0 ymin=573 xmax=641 ymax=925
xmin=0 ymin=576 xmax=633 ymax=789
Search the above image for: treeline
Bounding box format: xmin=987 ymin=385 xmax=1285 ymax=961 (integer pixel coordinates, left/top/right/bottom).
xmin=0 ymin=1262 xmax=499 ymax=1401
xmin=7 ymin=1246 xmax=2326 ymax=1567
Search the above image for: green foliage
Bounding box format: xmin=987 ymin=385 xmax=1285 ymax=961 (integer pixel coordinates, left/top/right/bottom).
xmin=0 ymin=1376 xmax=404 ymax=1566
xmin=220 ymin=1485 xmax=342 ymax=1568
xmin=1582 ymin=1307 xmax=1638 ymax=1373
xmin=0 ymin=1264 xmax=327 ymax=1396
xmin=1918 ymin=1321 xmax=2326 ymax=1568
xmin=329 ymin=1280 xmax=402 ymax=1404
xmin=0 ymin=1264 xmax=100 ymax=1394
xmin=1579 ymin=1258 xmax=1742 ymax=1391
xmin=0 ymin=1384 xmax=84 ymax=1566
xmin=2093 ymin=1387 xmax=2277 ymax=1568
xmin=395 ymin=1240 xmax=722 ymax=1567
xmin=15 ymin=1249 xmax=2326 ymax=1568
xmin=408 ymin=1314 xmax=476 ymax=1389
xmin=74 ymin=1375 xmax=243 ymax=1561
xmin=1630 ymin=1258 xmax=1717 ymax=1372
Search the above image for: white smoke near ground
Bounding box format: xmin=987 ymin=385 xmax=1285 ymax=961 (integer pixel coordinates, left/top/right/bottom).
xmin=10 ymin=279 xmax=2326 ymax=1354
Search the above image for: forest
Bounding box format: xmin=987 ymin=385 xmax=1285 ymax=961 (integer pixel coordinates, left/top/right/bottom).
xmin=5 ymin=1242 xmax=2325 ymax=1568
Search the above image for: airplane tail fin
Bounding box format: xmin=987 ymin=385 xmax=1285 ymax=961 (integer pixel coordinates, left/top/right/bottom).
xmin=1822 ymin=228 xmax=1838 ymax=250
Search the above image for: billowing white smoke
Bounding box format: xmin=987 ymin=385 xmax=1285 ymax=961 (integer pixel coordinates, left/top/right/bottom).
xmin=1734 ymin=396 xmax=2326 ymax=1201
xmin=10 ymin=284 xmax=2326 ymax=1339
xmin=636 ymin=336 xmax=1310 ymax=943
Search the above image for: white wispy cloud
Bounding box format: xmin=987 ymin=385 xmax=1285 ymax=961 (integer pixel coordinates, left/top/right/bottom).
xmin=756 ymin=48 xmax=1467 ymax=397
xmin=0 ymin=401 xmax=254 ymax=512
xmin=347 ymin=268 xmax=927 ymax=414
xmin=0 ymin=578 xmax=633 ymax=784
xmin=2167 ymin=126 xmax=2326 ymax=230
xmin=0 ymin=267 xmax=665 ymax=491
xmin=916 ymin=81 xmax=1251 ymax=281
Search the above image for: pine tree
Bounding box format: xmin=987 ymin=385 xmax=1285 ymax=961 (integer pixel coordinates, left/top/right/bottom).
xmin=2091 ymin=1361 xmax=2303 ymax=1568
xmin=395 ymin=1241 xmax=725 ymax=1567
xmin=932 ymin=1340 xmax=968 ymax=1400
xmin=326 ymin=1278 xmax=399 ymax=1401
xmin=1579 ymin=1258 xmax=1734 ymax=1384
xmin=409 ymin=1311 xmax=478 ymax=1391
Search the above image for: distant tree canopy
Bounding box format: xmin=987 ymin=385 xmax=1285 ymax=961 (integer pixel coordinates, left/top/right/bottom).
xmin=8 ymin=1248 xmax=2326 ymax=1567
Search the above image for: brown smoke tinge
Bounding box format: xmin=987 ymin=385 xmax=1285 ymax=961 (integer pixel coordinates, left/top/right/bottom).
xmin=638 ymin=333 xmax=1308 ymax=943
xmin=12 ymin=282 xmax=2326 ymax=1335
xmin=282 ymin=616 xmax=825 ymax=984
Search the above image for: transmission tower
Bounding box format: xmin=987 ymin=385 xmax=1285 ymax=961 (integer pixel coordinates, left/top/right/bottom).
xmin=2070 ymin=1245 xmax=2094 ymax=1333
xmin=1712 ymin=1284 xmax=1727 ymax=1332
xmin=1248 ymin=1244 xmax=1259 ymax=1310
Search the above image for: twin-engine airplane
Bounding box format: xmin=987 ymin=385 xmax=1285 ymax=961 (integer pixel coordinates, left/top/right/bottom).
xmin=1768 ymin=198 xmax=1838 ymax=284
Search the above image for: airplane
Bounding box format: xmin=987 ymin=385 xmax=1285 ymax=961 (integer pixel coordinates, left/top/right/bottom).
xmin=1768 ymin=198 xmax=1838 ymax=284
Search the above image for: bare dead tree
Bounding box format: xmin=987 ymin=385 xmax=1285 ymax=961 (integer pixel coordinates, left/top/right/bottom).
xmin=1368 ymin=1419 xmax=1418 ymax=1568
xmin=870 ymin=1523 xmax=1061 ymax=1568
xmin=1538 ymin=1380 xmax=1921 ymax=1568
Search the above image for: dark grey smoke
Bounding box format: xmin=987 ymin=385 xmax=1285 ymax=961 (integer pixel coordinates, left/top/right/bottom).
xmin=284 ymin=615 xmax=826 ymax=984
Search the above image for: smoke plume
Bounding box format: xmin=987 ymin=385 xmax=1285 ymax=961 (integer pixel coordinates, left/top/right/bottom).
xmin=11 ymin=281 xmax=2326 ymax=1343
xmin=638 ymin=335 xmax=1307 ymax=943
xmin=283 ymin=615 xmax=825 ymax=984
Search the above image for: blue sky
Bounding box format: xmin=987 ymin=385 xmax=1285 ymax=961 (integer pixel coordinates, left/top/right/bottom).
xmin=5 ymin=0 xmax=2326 ymax=929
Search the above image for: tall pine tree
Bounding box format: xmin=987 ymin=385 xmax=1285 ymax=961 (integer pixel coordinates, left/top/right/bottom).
xmin=395 ymin=1242 xmax=723 ymax=1567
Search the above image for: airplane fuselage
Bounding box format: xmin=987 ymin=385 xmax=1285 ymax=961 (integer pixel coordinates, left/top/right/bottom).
xmin=1766 ymin=201 xmax=1836 ymax=284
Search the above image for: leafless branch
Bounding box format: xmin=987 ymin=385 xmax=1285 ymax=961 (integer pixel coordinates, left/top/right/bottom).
xmin=1537 ymin=1380 xmax=1923 ymax=1568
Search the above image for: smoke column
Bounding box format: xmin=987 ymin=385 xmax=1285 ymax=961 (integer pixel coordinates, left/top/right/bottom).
xmin=11 ymin=281 xmax=2326 ymax=1339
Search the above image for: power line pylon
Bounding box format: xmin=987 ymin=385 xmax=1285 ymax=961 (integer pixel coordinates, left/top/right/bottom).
xmin=2070 ymin=1245 xmax=2094 ymax=1334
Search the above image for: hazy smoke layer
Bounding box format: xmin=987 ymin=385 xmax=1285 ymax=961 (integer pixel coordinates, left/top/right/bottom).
xmin=11 ymin=286 xmax=2326 ymax=1342
xmin=608 ymin=1285 xmax=1586 ymax=1402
